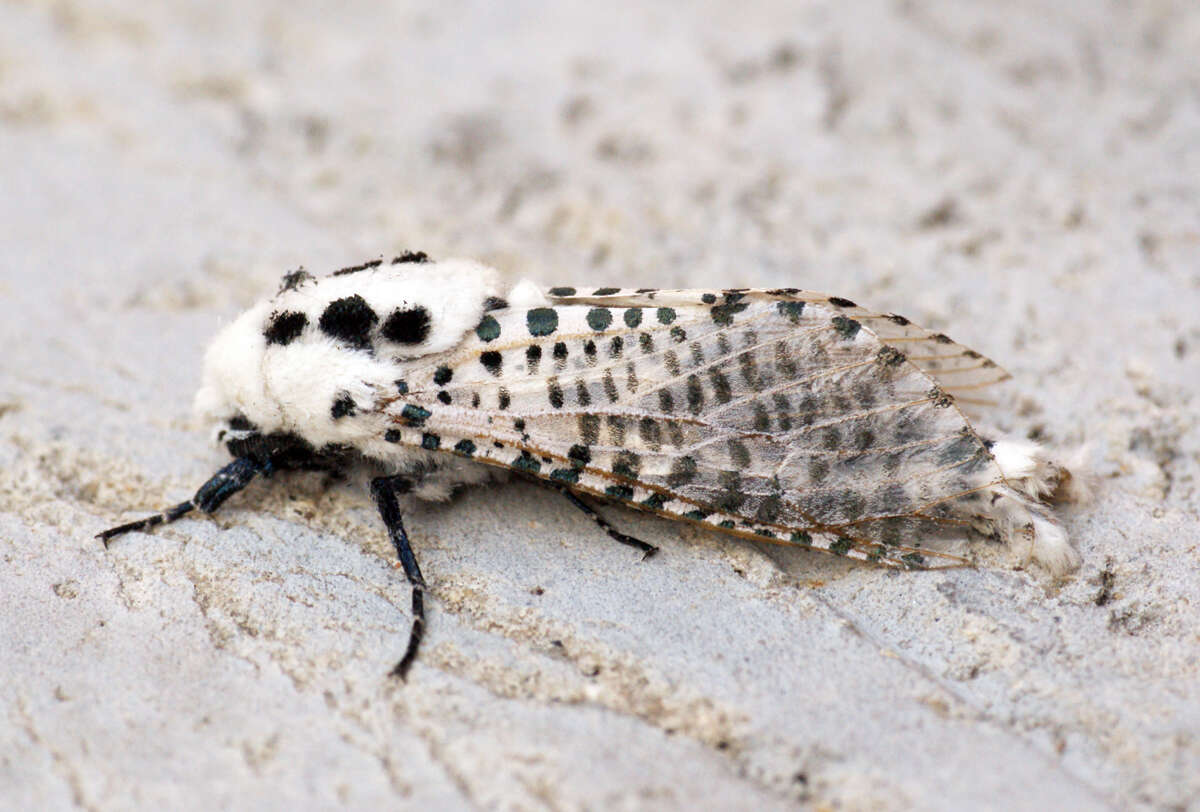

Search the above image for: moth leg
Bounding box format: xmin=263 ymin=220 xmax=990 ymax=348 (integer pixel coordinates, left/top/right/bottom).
xmin=97 ymin=457 xmax=260 ymax=547
xmin=369 ymin=476 xmax=426 ymax=680
xmin=558 ymin=487 xmax=659 ymax=559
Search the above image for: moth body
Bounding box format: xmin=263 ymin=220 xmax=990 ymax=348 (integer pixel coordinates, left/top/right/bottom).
xmin=101 ymin=253 xmax=1081 ymax=677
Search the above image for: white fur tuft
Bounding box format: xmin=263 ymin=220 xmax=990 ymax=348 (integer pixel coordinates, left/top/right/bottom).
xmin=991 ymin=440 xmax=1063 ymax=500
xmin=507 ymin=278 xmax=549 ymax=308
xmin=985 ymin=438 xmax=1085 ymax=575
xmin=1029 ymin=513 xmax=1081 ymax=576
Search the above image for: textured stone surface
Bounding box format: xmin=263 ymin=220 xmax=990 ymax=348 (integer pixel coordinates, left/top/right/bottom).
xmin=2 ymin=1 xmax=1197 ymax=809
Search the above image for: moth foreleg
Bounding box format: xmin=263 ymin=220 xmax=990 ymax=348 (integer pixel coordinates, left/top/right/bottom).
xmin=557 ymin=487 xmax=659 ymax=559
xmin=369 ymin=475 xmax=426 ymax=680
xmin=97 ymin=457 xmax=261 ymax=547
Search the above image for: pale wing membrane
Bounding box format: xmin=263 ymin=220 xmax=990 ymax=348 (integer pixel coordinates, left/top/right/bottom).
xmin=542 ymin=287 xmax=1011 ymax=397
xmin=382 ymin=290 xmax=1012 ymax=568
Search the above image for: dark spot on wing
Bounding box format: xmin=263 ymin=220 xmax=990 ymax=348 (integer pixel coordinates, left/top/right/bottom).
xmin=587 ymin=307 xmax=613 ymax=331
xmin=605 ymin=484 xmax=634 ymax=500
xmin=831 ymin=315 xmax=861 ymax=340
xmin=658 ymin=389 xmax=674 ymax=413
xmin=527 ymin=307 xmax=559 ymax=336
xmin=753 ymin=401 xmax=771 ymax=431
xmin=709 ymin=369 xmax=732 ymax=403
xmin=525 ymin=345 xmax=542 ymax=374
xmin=512 ymin=450 xmax=541 ymax=473
xmin=716 ymin=471 xmax=745 ymax=511
xmin=476 ymin=351 xmax=503 ymax=377
xmin=475 ymin=314 xmax=501 ymax=342
xmin=776 ymin=301 xmax=805 ymax=323
xmin=667 ymin=456 xmax=698 ymax=487
xmin=638 ymin=416 xmax=662 ymax=450
xmin=686 ymin=374 xmax=704 ymax=414
xmin=400 ymin=404 xmax=430 ymax=425
xmin=603 ymin=369 xmax=619 ymax=402
xmin=575 ymin=379 xmax=591 ymax=406
xmin=578 ymin=415 xmax=600 ymax=445
xmin=710 ymin=302 xmax=749 ymax=325
xmin=665 ymin=350 xmax=681 ymax=377
xmin=612 ymin=450 xmax=640 ymax=478
xmin=876 ymin=346 xmax=906 ymax=367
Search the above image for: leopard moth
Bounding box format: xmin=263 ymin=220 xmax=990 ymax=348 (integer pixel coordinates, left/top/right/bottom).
xmin=99 ymin=252 xmax=1080 ymax=678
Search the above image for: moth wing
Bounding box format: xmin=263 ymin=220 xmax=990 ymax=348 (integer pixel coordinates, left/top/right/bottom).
xmin=387 ymin=290 xmax=1011 ymax=568
xmin=544 ymin=287 xmax=1012 ymax=399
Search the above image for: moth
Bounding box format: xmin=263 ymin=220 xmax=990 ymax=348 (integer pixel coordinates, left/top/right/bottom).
xmin=99 ymin=253 xmax=1078 ymax=677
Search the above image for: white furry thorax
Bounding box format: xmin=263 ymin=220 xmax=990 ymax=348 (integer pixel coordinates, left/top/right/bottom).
xmin=194 ymin=257 xmax=507 ymax=456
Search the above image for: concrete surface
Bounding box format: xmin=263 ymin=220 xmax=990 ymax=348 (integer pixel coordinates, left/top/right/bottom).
xmin=2 ymin=1 xmax=1198 ymax=809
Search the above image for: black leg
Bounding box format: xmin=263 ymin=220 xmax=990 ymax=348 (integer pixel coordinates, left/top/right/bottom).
xmin=97 ymin=457 xmax=260 ymax=547
xmin=558 ymin=487 xmax=659 ymax=559
xmin=369 ymin=476 xmax=426 ymax=680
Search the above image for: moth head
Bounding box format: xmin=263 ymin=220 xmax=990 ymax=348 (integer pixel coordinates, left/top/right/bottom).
xmin=213 ymin=419 xmax=356 ymax=473
xmin=194 ymin=256 xmax=505 ymax=450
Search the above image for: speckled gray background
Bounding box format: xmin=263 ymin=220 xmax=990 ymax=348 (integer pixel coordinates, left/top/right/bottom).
xmin=2 ymin=1 xmax=1197 ymax=809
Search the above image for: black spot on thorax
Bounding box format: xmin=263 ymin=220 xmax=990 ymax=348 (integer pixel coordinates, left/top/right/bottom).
xmin=333 ymin=258 xmax=383 ymax=276
xmin=330 ymin=393 xmax=357 ymax=419
xmin=264 ymin=311 xmax=308 ymax=345
xmin=319 ymin=295 xmax=378 ymax=349
xmin=278 ymin=269 xmax=314 ymax=293
xmin=382 ymin=306 xmax=432 ymax=344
